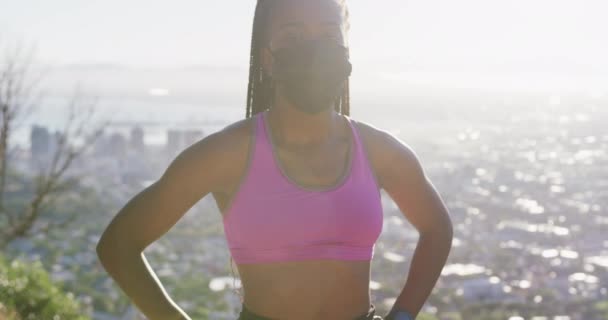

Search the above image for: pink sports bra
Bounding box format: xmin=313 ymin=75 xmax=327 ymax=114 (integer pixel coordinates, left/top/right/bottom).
xmin=222 ymin=110 xmax=383 ymax=264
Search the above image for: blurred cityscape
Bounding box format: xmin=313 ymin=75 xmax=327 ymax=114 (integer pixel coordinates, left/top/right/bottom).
xmin=4 ymin=90 xmax=608 ymax=320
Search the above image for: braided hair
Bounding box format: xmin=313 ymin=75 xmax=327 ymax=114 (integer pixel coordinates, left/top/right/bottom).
xmin=244 ymin=0 xmax=351 ymax=119
xmin=231 ymin=0 xmax=352 ymax=304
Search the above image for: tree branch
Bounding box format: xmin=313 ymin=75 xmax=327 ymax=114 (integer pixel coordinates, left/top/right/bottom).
xmin=0 ymin=40 xmax=109 ymax=246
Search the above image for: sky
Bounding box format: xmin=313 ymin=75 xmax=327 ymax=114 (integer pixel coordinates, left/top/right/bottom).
xmin=3 ymin=0 xmax=608 ymax=94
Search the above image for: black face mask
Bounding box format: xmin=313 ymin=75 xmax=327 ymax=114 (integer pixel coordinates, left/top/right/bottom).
xmin=269 ymin=38 xmax=352 ymax=114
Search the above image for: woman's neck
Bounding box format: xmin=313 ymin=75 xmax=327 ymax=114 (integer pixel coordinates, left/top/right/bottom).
xmin=266 ymin=98 xmax=343 ymax=150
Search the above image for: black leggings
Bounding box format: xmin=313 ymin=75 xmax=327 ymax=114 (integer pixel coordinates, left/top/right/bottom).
xmin=237 ymin=303 xmax=384 ymax=320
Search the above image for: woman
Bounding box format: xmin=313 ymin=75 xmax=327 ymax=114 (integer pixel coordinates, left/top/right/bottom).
xmin=96 ymin=1 xmax=453 ymax=320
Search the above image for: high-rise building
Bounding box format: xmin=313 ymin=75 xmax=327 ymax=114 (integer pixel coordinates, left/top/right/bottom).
xmin=166 ymin=129 xmax=183 ymax=155
xmin=108 ymin=132 xmax=127 ymax=158
xmin=130 ymin=126 xmax=145 ymax=153
xmin=30 ymin=125 xmax=50 ymax=159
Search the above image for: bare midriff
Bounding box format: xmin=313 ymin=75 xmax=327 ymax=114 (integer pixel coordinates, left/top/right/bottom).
xmin=237 ymin=259 xmax=372 ymax=320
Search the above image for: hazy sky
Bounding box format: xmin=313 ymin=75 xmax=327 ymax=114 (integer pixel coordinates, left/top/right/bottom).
xmin=3 ymin=0 xmax=608 ymax=93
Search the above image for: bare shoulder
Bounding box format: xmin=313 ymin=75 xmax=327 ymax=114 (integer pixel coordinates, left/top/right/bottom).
xmin=212 ymin=116 xmax=256 ymax=151
xmin=161 ymin=115 xmax=256 ymax=195
xmin=350 ymin=118 xmax=425 ymax=190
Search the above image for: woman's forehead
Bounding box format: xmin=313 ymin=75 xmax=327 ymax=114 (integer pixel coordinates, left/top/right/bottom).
xmin=269 ymin=0 xmax=346 ymax=30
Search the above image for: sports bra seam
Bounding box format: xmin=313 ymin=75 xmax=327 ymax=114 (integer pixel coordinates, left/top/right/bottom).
xmin=350 ymin=119 xmax=382 ymax=197
xmin=229 ymin=242 xmax=372 ymax=250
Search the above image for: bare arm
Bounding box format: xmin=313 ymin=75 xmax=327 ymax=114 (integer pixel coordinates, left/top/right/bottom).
xmin=96 ymin=131 xmax=233 ymax=320
xmin=372 ymin=129 xmax=453 ymax=318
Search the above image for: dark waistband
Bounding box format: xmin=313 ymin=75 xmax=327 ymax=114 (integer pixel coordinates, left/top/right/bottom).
xmin=239 ymin=303 xmax=379 ymax=320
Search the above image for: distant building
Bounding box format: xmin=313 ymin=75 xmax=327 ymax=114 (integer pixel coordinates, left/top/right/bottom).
xmin=30 ymin=125 xmax=50 ymax=159
xmin=108 ymin=132 xmax=127 ymax=158
xmin=166 ymin=129 xmax=183 ymax=155
xmin=130 ymin=126 xmax=145 ymax=152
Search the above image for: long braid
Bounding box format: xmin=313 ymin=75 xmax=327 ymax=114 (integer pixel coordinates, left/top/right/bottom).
xmin=246 ymin=0 xmax=274 ymax=118
xmin=334 ymin=78 xmax=350 ymax=116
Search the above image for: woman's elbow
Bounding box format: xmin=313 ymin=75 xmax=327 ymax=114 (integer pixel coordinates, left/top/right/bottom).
xmin=96 ymin=232 xmax=118 ymax=268
xmin=96 ymin=229 xmax=138 ymax=266
xmin=420 ymin=213 xmax=453 ymax=245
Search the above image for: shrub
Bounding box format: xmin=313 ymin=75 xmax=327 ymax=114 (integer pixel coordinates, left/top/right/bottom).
xmin=0 ymin=254 xmax=90 ymax=320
